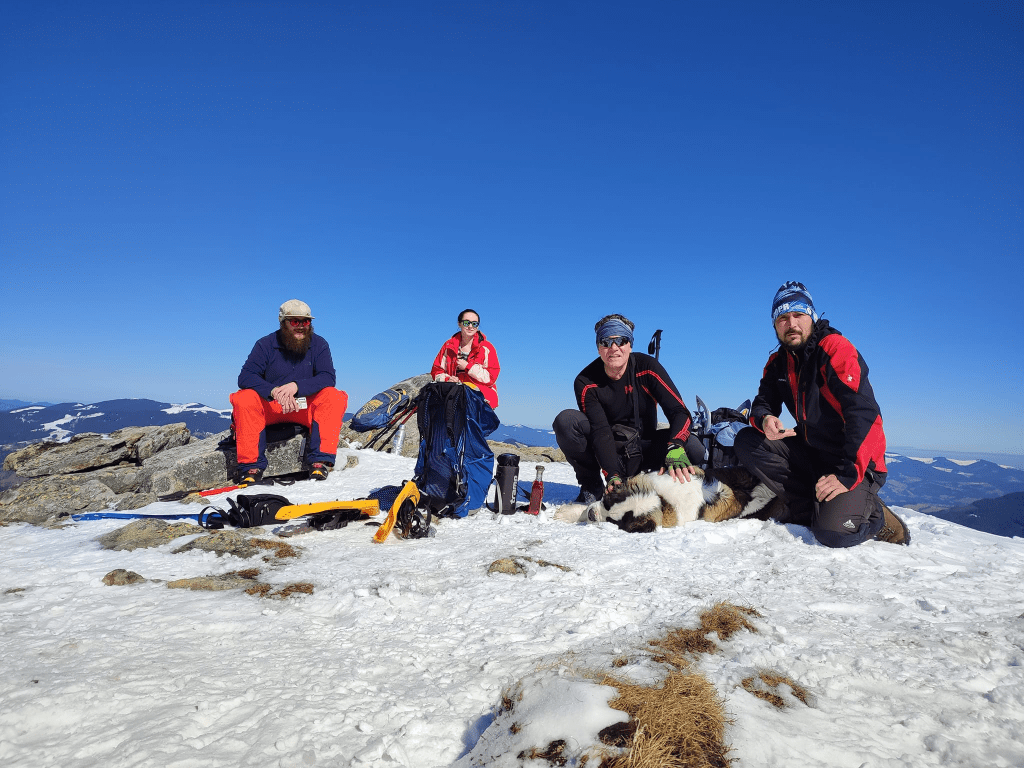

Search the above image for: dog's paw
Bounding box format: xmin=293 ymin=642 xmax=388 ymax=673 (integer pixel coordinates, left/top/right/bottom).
xmin=552 ymin=504 xmax=588 ymax=523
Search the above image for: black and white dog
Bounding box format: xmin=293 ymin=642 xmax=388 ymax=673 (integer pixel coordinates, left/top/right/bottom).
xmin=554 ymin=467 xmax=780 ymax=533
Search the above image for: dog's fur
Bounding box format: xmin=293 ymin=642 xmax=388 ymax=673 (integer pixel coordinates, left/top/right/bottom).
xmin=553 ymin=467 xmax=781 ymax=533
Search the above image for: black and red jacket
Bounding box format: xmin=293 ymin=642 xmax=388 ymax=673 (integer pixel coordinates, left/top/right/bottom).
xmin=749 ymin=319 xmax=887 ymax=491
xmin=574 ymin=352 xmax=693 ymax=477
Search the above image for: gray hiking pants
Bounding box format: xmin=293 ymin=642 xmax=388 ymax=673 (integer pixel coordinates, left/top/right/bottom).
xmin=733 ymin=427 xmax=885 ymax=548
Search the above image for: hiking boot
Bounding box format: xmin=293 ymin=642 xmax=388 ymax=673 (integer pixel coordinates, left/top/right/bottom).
xmin=308 ymin=462 xmax=330 ymax=481
xmin=237 ymin=468 xmax=263 ymax=487
xmin=573 ymin=487 xmax=600 ymax=505
xmin=875 ymin=505 xmax=911 ymax=545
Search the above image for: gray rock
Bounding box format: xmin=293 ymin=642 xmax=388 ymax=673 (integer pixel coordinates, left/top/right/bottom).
xmin=90 ymin=466 xmax=142 ymax=494
xmin=97 ymin=519 xmax=205 ymax=551
xmin=487 ymin=441 xmax=566 ymax=464
xmin=135 ymin=430 xmax=309 ymax=498
xmin=166 ymin=572 xmax=262 ymax=591
xmin=3 ymin=424 xmax=191 ymax=477
xmin=102 ymin=569 xmax=146 ymax=586
xmin=171 ymin=531 xmax=300 ymax=560
xmin=0 ymin=476 xmax=121 ymax=526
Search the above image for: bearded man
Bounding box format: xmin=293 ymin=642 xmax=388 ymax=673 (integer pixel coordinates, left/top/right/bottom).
xmin=734 ymin=281 xmax=910 ymax=546
xmin=229 ymin=299 xmax=347 ymax=485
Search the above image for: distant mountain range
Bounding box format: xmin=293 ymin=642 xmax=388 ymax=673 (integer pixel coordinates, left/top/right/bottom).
xmin=3 ymin=400 xmax=1023 ymax=517
xmin=0 ymin=399 xmax=232 ymax=442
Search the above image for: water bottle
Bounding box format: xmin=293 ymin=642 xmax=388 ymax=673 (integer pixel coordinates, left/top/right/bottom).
xmin=391 ymin=423 xmax=406 ymax=454
xmin=527 ymin=465 xmax=544 ymax=515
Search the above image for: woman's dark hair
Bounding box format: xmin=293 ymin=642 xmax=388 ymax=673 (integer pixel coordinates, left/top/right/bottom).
xmin=458 ymin=308 xmax=480 ymax=323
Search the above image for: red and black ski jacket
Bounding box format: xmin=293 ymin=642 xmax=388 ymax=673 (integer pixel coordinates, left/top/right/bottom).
xmin=574 ymin=352 xmax=693 ymax=477
xmin=749 ymin=319 xmax=887 ymax=491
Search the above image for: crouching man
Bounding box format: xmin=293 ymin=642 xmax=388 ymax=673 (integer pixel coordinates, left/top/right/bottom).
xmin=553 ymin=314 xmax=705 ymax=504
xmin=734 ymin=282 xmax=910 ymax=546
xmin=229 ymin=299 xmax=348 ymax=486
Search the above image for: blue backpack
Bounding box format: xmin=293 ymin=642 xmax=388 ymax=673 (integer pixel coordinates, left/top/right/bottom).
xmin=351 ymin=386 xmax=413 ymax=432
xmin=413 ymin=382 xmax=499 ymax=518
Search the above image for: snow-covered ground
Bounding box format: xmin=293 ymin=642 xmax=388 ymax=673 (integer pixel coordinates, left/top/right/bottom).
xmin=1 ymin=450 xmax=1022 ymax=768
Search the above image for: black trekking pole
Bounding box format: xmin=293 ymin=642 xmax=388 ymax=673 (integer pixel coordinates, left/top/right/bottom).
xmin=364 ymin=403 xmax=416 ymax=451
xmin=648 ymin=329 xmax=663 ymax=360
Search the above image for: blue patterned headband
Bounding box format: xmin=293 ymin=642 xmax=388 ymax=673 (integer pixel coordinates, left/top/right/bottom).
xmin=596 ymin=318 xmax=634 ymax=346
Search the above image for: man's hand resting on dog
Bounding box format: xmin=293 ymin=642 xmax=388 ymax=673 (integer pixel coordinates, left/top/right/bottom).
xmin=658 ymin=444 xmax=697 ymax=483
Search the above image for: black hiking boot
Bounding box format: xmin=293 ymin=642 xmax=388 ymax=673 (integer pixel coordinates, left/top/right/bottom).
xmin=237 ymin=468 xmax=263 ymax=487
xmin=308 ymin=462 xmax=331 ymax=481
xmin=573 ymin=486 xmax=601 ymax=505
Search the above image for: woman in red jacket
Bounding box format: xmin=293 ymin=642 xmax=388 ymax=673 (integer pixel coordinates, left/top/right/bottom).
xmin=431 ymin=309 xmax=500 ymax=409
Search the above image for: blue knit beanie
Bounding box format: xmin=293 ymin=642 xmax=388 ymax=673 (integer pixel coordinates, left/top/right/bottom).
xmin=771 ymin=281 xmax=819 ymax=323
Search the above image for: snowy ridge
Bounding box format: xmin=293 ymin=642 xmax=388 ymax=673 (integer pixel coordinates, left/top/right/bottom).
xmin=1 ymin=450 xmax=1022 ymax=767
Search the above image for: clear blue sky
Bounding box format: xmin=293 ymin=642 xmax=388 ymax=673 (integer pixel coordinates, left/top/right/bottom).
xmin=2 ymin=1 xmax=1021 ymax=453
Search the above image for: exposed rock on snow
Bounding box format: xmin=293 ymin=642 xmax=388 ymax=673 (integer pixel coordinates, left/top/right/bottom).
xmin=487 ymin=556 xmax=573 ymax=576
xmin=171 ymin=531 xmax=300 ymax=560
xmin=102 ymin=569 xmax=146 ymax=586
xmin=97 ymin=518 xmax=204 ymax=551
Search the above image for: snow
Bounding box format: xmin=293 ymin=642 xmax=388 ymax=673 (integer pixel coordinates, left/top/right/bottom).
xmin=9 ymin=407 xmax=46 ymax=414
xmin=38 ymin=412 xmax=104 ymax=442
xmin=2 ymin=450 xmax=1023 ymax=768
xmin=162 ymin=403 xmax=231 ymax=417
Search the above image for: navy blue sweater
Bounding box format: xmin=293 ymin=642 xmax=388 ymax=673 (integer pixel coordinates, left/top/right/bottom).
xmin=237 ymin=331 xmax=337 ymax=400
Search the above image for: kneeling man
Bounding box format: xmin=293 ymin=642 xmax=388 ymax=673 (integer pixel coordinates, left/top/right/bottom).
xmin=734 ymin=282 xmax=910 ymax=546
xmin=553 ymin=314 xmax=705 ymax=504
xmin=230 ymin=299 xmax=348 ymax=485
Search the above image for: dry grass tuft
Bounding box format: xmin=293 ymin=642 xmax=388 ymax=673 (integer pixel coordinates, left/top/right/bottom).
xmin=612 ymin=655 xmax=629 ymax=668
xmin=244 ymin=582 xmax=273 ymax=597
xmin=274 ymin=582 xmax=314 ymax=598
xmin=518 ymin=739 xmax=567 ymax=766
xmin=251 ymin=538 xmax=299 ymax=559
xmin=650 ymin=628 xmax=716 ymax=666
xmin=235 ymin=568 xmax=261 ymax=579
xmin=740 ymin=670 xmax=809 ymax=709
xmin=598 ymin=671 xmax=732 ymax=768
xmin=699 ymin=602 xmax=761 ymax=641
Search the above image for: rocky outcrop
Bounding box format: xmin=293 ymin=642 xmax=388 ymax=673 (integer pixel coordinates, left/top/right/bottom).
xmin=487 ymin=441 xmax=565 ymax=464
xmin=3 ymin=424 xmax=191 ymax=477
xmin=0 ymin=423 xmax=356 ymax=526
xmin=103 ymin=569 xmax=146 ymax=586
xmin=133 ymin=430 xmax=307 ymax=498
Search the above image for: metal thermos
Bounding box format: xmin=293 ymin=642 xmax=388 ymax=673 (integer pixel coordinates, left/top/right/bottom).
xmin=494 ymin=453 xmax=520 ymax=514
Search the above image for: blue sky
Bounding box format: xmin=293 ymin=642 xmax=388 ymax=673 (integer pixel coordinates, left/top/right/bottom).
xmin=2 ymin=1 xmax=1021 ymax=453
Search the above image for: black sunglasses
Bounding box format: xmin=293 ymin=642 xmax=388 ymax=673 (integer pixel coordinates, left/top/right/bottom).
xmin=598 ymin=336 xmax=630 ymax=348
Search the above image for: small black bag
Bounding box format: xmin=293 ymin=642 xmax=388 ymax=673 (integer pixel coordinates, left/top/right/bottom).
xmin=198 ymin=493 xmax=293 ymax=529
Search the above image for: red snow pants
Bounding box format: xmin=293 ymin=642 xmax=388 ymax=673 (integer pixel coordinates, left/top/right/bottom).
xmin=229 ymin=387 xmax=348 ymax=471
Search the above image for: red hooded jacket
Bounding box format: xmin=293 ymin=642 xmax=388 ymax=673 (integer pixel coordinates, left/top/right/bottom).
xmin=431 ymin=331 xmax=500 ymax=409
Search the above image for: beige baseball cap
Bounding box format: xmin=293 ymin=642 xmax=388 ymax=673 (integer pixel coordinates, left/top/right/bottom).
xmin=279 ymin=299 xmax=314 ymax=321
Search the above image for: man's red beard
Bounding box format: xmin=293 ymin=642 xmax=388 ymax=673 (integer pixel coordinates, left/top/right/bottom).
xmin=279 ymin=321 xmax=313 ymax=355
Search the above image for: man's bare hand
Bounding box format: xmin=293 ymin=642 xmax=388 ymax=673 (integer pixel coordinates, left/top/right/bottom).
xmin=658 ymin=465 xmax=698 ymax=483
xmin=815 ymin=474 xmax=849 ymax=502
xmin=762 ymin=415 xmax=796 ymax=440
xmin=272 ymin=382 xmax=300 ymax=413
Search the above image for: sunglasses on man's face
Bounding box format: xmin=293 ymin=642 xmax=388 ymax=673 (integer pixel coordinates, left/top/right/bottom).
xmin=598 ymin=336 xmax=630 ymax=348
xmin=460 ymin=320 xmax=480 ymax=328
xmin=286 ymin=318 xmax=311 ymax=327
